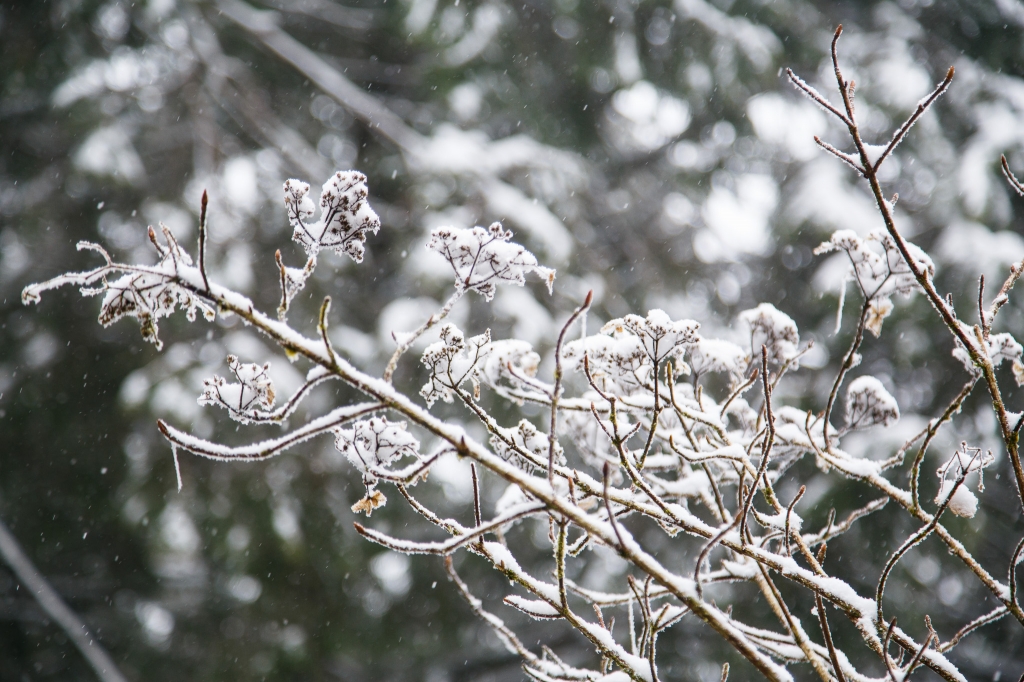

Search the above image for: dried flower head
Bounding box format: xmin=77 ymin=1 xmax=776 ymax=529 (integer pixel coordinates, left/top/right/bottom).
xmin=490 ymin=419 xmax=563 ymax=473
xmin=198 ymin=355 xmax=276 ymax=424
xmin=844 ymin=375 xmax=899 ymax=430
xmin=284 ymin=171 xmax=381 ymax=262
xmin=420 ymin=324 xmax=491 ymax=406
xmin=426 ymin=222 xmax=555 ymax=301
xmin=739 ymin=303 xmax=800 ymax=364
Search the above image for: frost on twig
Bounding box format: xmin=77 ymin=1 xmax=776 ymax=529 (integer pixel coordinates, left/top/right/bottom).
xmin=21 ymin=228 xmax=216 ymax=351
xmin=198 ymin=355 xmax=276 ymax=424
xmin=427 ymin=222 xmax=555 ymax=301
xmin=284 ymin=171 xmax=381 ymax=262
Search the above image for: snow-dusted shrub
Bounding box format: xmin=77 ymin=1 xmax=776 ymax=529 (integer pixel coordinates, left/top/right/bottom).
xmin=23 ymin=28 xmax=1024 ymax=682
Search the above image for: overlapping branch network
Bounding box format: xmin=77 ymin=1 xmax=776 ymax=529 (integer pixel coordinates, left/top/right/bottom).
xmin=22 ymin=27 xmax=1024 ymax=682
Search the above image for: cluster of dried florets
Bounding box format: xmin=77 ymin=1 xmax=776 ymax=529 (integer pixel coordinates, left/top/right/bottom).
xmin=427 ymin=221 xmax=555 ymax=301
xmin=285 ymin=170 xmax=381 ymax=262
xmin=198 ymin=355 xmax=276 ymax=424
xmin=815 ymin=229 xmax=934 ymax=337
xmin=22 ymin=26 xmax=1024 ymax=682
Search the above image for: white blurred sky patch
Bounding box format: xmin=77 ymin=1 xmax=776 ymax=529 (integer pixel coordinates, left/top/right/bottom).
xmin=607 ymin=80 xmax=691 ymax=154
xmin=377 ymin=296 xmax=469 ymax=350
xmin=791 ymin=158 xmax=915 ymax=237
xmin=746 ymin=93 xmax=825 ymax=162
xmin=695 ymin=173 xmax=778 ymax=262
xmin=936 ymin=221 xmax=1024 ymax=281
xmin=74 ymin=124 xmax=145 ymax=185
xmin=494 ymin=286 xmax=553 ymax=346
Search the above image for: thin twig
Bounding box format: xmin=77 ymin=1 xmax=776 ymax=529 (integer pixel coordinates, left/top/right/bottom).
xmin=0 ymin=516 xmax=128 ymax=682
xmin=816 ymin=593 xmax=848 ymax=682
xmin=938 ymin=606 xmax=1008 ymax=653
xmin=198 ymin=189 xmax=210 ymax=292
xmin=318 ymin=296 xmax=338 ymax=368
xmin=549 ymin=291 xmax=593 ymax=485
xmin=471 ymin=462 xmax=482 ymax=528
xmin=383 ymin=289 xmax=462 ymax=383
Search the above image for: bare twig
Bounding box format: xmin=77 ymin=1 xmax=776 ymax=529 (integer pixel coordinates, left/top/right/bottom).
xmin=198 ymin=189 xmax=210 ymax=292
xmin=0 ymin=516 xmax=128 ymax=682
xmin=550 ymin=291 xmax=593 ymax=485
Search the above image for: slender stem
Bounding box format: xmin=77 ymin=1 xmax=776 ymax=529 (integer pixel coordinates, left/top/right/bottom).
xmin=549 ymin=291 xmax=593 ymax=485
xmin=383 ymin=289 xmax=462 ymax=383
xmin=198 ymin=189 xmax=210 ymax=292
xmin=318 ymin=296 xmax=337 ymax=368
xmin=877 ymin=470 xmax=973 ymax=626
xmin=0 ymin=516 xmax=128 ymax=682
xmin=910 ymin=378 xmax=977 ymax=509
xmin=471 ymin=462 xmax=482 ymax=528
xmin=816 ymin=593 xmax=849 ymax=682
xmin=824 ymin=300 xmax=870 ymax=446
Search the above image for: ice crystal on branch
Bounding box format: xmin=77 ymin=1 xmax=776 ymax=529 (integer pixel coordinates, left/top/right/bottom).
xmin=844 ymin=376 xmax=899 ymax=430
xmin=426 ymin=222 xmax=555 ymax=301
xmin=198 ymin=355 xmax=276 ymax=424
xmin=284 ymin=171 xmax=381 ymax=262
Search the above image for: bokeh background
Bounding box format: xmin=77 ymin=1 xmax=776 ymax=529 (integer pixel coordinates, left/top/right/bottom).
xmin=3 ymin=0 xmax=1024 ymax=679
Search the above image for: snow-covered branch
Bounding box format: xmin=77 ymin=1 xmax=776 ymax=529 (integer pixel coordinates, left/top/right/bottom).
xmin=24 ymin=30 xmax=1024 ymax=679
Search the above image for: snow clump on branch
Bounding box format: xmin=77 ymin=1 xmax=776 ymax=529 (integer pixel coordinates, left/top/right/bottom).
xmin=738 ymin=303 xmax=800 ymax=364
xmin=335 ymin=417 xmax=420 ymax=515
xmin=562 ymin=309 xmax=699 ymax=394
xmin=427 ymin=222 xmax=555 ymax=301
xmin=198 ymin=355 xmax=276 ymax=424
xmin=284 ymin=171 xmax=381 ymax=262
xmin=420 ymin=324 xmax=491 ymax=406
xmin=844 ymin=376 xmax=900 ymax=430
xmin=815 ymin=230 xmax=934 ymax=336
xmin=934 ymin=480 xmax=978 ymax=518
